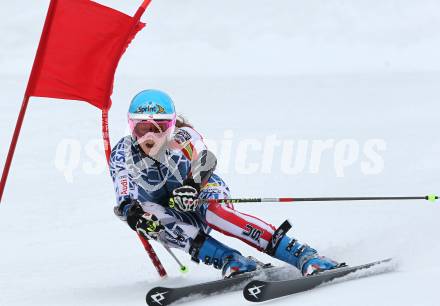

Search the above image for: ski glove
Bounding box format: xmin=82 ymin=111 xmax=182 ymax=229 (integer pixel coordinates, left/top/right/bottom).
xmin=169 ymin=185 xmax=200 ymax=212
xmin=114 ymin=199 xmax=143 ymax=221
xmin=114 ymin=199 xmax=144 ymax=231
xmin=114 ymin=200 xmax=164 ymax=240
xmin=134 ymin=211 xmax=164 ymax=241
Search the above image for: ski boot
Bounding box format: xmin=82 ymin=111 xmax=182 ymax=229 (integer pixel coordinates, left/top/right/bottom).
xmin=190 ymin=234 xmax=258 ymax=278
xmin=273 ymin=235 xmax=344 ymax=276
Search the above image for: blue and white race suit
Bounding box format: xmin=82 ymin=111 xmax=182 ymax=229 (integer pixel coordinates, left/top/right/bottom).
xmin=110 ymin=127 xmax=276 ymax=253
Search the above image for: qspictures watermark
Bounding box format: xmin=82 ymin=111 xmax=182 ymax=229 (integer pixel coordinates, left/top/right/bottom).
xmin=53 ymin=130 xmax=386 ymax=183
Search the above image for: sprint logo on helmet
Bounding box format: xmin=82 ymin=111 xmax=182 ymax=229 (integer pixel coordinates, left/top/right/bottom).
xmin=128 ymin=89 xmax=177 ymax=121
xmin=135 ymin=102 xmax=165 ymax=115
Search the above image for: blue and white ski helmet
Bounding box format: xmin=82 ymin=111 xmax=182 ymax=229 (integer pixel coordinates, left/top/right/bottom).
xmin=128 ymin=89 xmax=176 ymax=121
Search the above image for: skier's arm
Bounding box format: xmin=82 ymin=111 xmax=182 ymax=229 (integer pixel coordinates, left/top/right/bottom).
xmin=169 ymin=127 xmax=218 ymax=212
xmin=109 ymin=138 xmax=136 ymax=221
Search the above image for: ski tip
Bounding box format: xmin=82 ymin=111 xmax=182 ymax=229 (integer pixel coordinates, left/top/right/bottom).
xmin=243 ymin=280 xmax=267 ymax=302
xmin=146 ymin=287 xmax=171 ymax=306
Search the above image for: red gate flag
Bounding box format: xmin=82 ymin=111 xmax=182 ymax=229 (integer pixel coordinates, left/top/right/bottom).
xmin=0 ymin=0 xmax=167 ymax=279
xmin=27 ymin=0 xmax=146 ymax=110
xmin=1 ymin=0 xmax=150 ymax=202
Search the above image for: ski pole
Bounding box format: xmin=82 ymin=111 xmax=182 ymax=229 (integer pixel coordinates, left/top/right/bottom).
xmin=137 ymin=233 xmax=168 ymax=277
xmin=163 ymin=244 xmax=189 ymax=274
xmin=201 ymin=194 xmax=438 ymax=204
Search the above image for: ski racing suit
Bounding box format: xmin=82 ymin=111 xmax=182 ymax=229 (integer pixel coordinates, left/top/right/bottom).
xmin=110 ymin=126 xmax=276 ymax=253
xmin=110 ymin=126 xmax=340 ymax=276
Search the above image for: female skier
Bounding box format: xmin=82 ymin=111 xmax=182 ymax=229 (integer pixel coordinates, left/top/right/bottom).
xmin=110 ymin=89 xmax=341 ymax=278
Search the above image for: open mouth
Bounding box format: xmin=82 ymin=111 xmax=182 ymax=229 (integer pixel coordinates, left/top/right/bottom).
xmin=144 ymin=140 xmax=155 ymax=149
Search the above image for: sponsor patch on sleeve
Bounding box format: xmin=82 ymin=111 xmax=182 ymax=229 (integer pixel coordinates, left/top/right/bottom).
xmin=174 ymin=129 xmax=192 ymax=144
xmin=118 ymin=175 xmax=129 ymax=196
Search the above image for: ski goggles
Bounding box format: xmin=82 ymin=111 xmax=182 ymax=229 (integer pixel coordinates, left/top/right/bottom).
xmin=128 ymin=118 xmax=176 ymax=138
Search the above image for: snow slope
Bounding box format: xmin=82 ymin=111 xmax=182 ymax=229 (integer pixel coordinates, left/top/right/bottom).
xmin=1 ymin=1 xmax=439 ymax=306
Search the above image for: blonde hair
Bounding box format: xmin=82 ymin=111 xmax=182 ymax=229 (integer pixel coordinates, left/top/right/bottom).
xmin=175 ymin=114 xmax=193 ymax=128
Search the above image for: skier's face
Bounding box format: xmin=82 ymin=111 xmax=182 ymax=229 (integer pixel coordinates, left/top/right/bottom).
xmin=129 ymin=119 xmax=175 ymax=156
xmin=138 ymin=133 xmax=167 ymax=156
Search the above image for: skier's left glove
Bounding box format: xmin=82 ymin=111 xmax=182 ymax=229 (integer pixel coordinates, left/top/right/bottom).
xmin=169 ymin=185 xmax=200 ymax=212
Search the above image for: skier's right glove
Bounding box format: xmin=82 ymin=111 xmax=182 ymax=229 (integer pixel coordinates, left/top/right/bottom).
xmin=134 ymin=211 xmax=165 ymax=241
xmin=114 ymin=200 xmax=163 ymax=239
xmin=113 ymin=199 xmax=143 ymax=223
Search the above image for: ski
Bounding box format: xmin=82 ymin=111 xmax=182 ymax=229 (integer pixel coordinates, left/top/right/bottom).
xmin=146 ymin=265 xmax=293 ymax=306
xmin=243 ymin=258 xmax=393 ymax=302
